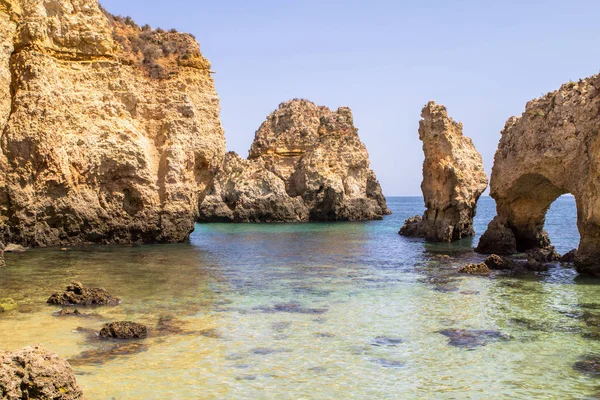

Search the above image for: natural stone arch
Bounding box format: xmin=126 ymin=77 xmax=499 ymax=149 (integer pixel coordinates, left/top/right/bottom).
xmin=477 ymin=74 xmax=600 ymax=275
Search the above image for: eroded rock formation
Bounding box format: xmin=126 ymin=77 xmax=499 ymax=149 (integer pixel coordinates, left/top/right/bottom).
xmin=400 ymin=101 xmax=488 ymax=242
xmin=199 ymin=99 xmax=390 ymax=222
xmin=476 ymin=73 xmax=600 ymax=275
xmin=0 ymin=0 xmax=225 ymax=246
xmin=0 ymin=346 xmax=84 ymax=399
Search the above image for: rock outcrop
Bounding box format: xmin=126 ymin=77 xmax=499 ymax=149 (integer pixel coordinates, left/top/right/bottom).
xmin=0 ymin=346 xmax=84 ymax=399
xmin=47 ymin=281 xmax=121 ymax=306
xmin=476 ymin=73 xmax=600 ymax=275
xmin=0 ymin=0 xmax=225 ymax=246
xmin=399 ymin=102 xmax=488 ymax=242
xmin=99 ymin=321 xmax=147 ymax=339
xmin=199 ymin=99 xmax=390 ymax=222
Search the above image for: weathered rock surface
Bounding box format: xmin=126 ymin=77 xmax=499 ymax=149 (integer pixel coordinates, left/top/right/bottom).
xmin=47 ymin=281 xmax=120 ymax=306
xmin=0 ymin=0 xmax=225 ymax=246
xmin=458 ymin=262 xmax=491 ymax=275
xmin=484 ymin=254 xmax=513 ymax=270
xmin=0 ymin=346 xmax=84 ymax=399
xmin=476 ymin=74 xmax=600 ymax=275
xmin=400 ymin=102 xmax=488 ymax=242
xmin=199 ymin=99 xmax=390 ymax=222
xmin=99 ymin=321 xmax=147 ymax=339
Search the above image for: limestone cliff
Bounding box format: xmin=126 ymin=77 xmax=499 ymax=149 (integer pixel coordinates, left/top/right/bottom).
xmin=400 ymin=101 xmax=488 ymax=242
xmin=199 ymin=99 xmax=390 ymax=222
xmin=0 ymin=0 xmax=225 ymax=246
xmin=476 ymin=73 xmax=600 ymax=275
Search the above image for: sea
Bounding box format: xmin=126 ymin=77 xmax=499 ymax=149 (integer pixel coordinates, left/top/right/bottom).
xmin=2 ymin=196 xmax=599 ymax=399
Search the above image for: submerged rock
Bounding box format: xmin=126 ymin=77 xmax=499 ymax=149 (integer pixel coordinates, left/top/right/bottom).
xmin=199 ymin=99 xmax=390 ymax=222
xmin=0 ymin=242 xmax=4 ymax=267
xmin=0 ymin=346 xmax=84 ymax=399
xmin=0 ymin=1 xmax=225 ymax=247
xmin=47 ymin=281 xmax=121 ymax=306
xmin=0 ymin=298 xmax=17 ymax=312
xmin=99 ymin=321 xmax=147 ymax=339
xmin=475 ymin=73 xmax=600 ymax=275
xmin=4 ymin=244 xmax=27 ymax=253
xmin=371 ymin=336 xmax=404 ymax=347
xmin=399 ymin=101 xmax=488 ymax=242
xmin=560 ymin=249 xmax=577 ymax=263
xmin=573 ymin=354 xmax=600 ymax=376
xmin=439 ymin=329 xmax=509 ymax=348
xmin=68 ymin=342 xmax=149 ymax=367
xmin=52 ymin=309 xmax=99 ymax=318
xmin=458 ymin=263 xmax=491 ymax=275
xmin=485 ymin=254 xmax=513 ymax=270
xmin=255 ymin=301 xmax=328 ymax=315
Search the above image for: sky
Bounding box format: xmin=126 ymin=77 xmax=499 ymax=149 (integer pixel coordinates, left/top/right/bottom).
xmin=100 ymin=0 xmax=600 ymax=196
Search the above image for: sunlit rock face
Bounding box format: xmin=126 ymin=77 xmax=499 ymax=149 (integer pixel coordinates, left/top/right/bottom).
xmin=0 ymin=0 xmax=225 ymax=245
xmin=199 ymin=99 xmax=390 ymax=222
xmin=400 ymin=101 xmax=488 ymax=242
xmin=476 ymin=73 xmax=600 ymax=275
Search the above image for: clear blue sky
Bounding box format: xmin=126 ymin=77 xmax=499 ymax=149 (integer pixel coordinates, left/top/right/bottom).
xmin=101 ymin=0 xmax=600 ymax=196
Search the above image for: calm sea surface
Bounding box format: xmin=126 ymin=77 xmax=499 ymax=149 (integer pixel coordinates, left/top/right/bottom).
xmin=2 ymin=196 xmax=599 ymax=399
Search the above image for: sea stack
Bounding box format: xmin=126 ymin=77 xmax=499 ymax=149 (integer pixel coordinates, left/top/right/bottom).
xmin=0 ymin=0 xmax=225 ymax=246
xmin=199 ymin=99 xmax=390 ymax=222
xmin=476 ymin=73 xmax=600 ymax=276
xmin=400 ymin=101 xmax=488 ymax=242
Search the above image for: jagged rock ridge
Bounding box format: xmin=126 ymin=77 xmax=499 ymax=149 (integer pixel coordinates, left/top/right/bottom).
xmin=400 ymin=101 xmax=488 ymax=242
xmin=477 ymin=73 xmax=600 ymax=275
xmin=199 ymin=99 xmax=390 ymax=222
xmin=0 ymin=0 xmax=225 ymax=246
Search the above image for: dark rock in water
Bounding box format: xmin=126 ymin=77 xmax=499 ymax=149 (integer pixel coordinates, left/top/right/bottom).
xmin=509 ymin=317 xmax=580 ymax=333
xmin=235 ymin=375 xmax=257 ymax=381
xmin=68 ymin=342 xmax=149 ymax=367
xmin=272 ymin=322 xmax=292 ymax=332
xmin=485 ymin=254 xmax=513 ymax=270
xmin=581 ymin=312 xmax=600 ymax=327
xmin=524 ymin=259 xmax=550 ymax=272
xmin=156 ymin=315 xmax=186 ymax=335
xmin=314 ymin=332 xmax=335 ymax=338
xmin=99 ymin=321 xmax=147 ymax=339
xmin=439 ymin=328 xmax=510 ymax=348
xmin=256 ymin=302 xmax=328 ymax=315
xmin=308 ymin=366 xmax=327 ymax=373
xmin=47 ymin=281 xmax=121 ymax=306
xmin=371 ymin=336 xmax=404 ymax=347
xmin=560 ymin=249 xmax=577 ymax=263
xmin=573 ymin=354 xmax=600 ymax=376
xmin=250 ymin=347 xmax=291 ymax=355
xmin=52 ymin=309 xmax=100 ymax=318
xmin=0 ymin=345 xmax=85 ymax=399
xmin=460 ymin=290 xmax=480 ymax=295
xmin=371 ymin=358 xmax=405 ymax=368
xmin=458 ymin=263 xmax=491 ymax=275
xmin=527 ymin=246 xmax=560 ymax=263
xmin=198 ymin=328 xmax=222 ymax=339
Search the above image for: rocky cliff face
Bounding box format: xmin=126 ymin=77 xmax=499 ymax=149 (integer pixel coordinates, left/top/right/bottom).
xmin=0 ymin=0 xmax=225 ymax=246
xmin=476 ymin=73 xmax=600 ymax=275
xmin=199 ymin=99 xmax=390 ymax=222
xmin=400 ymin=101 xmax=488 ymax=242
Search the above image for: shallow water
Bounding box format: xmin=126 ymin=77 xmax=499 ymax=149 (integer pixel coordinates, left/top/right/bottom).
xmin=1 ymin=196 xmax=599 ymax=399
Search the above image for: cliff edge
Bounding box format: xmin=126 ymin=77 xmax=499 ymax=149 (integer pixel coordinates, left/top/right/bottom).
xmin=0 ymin=0 xmax=225 ymax=246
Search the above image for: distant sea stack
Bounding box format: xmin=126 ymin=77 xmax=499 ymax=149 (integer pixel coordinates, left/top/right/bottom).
xmin=476 ymin=73 xmax=600 ymax=276
xmin=400 ymin=101 xmax=488 ymax=242
xmin=0 ymin=0 xmax=225 ymax=246
xmin=199 ymin=99 xmax=390 ymax=222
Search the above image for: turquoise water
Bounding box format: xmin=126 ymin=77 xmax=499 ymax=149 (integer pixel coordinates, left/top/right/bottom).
xmin=1 ymin=196 xmax=599 ymax=399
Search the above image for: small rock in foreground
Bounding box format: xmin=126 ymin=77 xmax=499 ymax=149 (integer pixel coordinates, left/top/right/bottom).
xmin=99 ymin=321 xmax=148 ymax=339
xmin=4 ymin=244 xmax=28 ymax=253
xmin=484 ymin=254 xmax=513 ymax=270
xmin=47 ymin=281 xmax=121 ymax=306
xmin=0 ymin=345 xmax=84 ymax=399
xmin=560 ymin=249 xmax=577 ymax=263
xmin=458 ymin=263 xmax=491 ymax=275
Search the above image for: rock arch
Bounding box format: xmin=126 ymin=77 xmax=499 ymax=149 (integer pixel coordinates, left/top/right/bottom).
xmin=477 ymin=74 xmax=600 ymax=275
